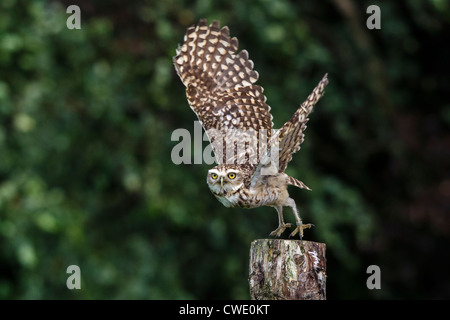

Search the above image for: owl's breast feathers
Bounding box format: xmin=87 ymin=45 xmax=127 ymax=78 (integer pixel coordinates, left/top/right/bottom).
xmin=212 ymin=173 xmax=289 ymax=209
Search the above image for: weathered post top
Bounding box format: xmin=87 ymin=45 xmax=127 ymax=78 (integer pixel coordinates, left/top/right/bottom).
xmin=249 ymin=239 xmax=326 ymax=300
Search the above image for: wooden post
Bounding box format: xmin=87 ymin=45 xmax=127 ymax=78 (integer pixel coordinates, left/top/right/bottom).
xmin=249 ymin=239 xmax=326 ymax=300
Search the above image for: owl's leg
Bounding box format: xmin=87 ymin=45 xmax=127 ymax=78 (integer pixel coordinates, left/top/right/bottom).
xmin=287 ymin=198 xmax=313 ymax=239
xmin=269 ymin=206 xmax=293 ymax=237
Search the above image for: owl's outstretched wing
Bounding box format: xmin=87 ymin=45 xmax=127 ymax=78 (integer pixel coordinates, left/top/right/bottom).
xmin=173 ymin=19 xmax=273 ymax=166
xmin=250 ymin=74 xmax=328 ymax=186
xmin=277 ymin=73 xmax=328 ymax=172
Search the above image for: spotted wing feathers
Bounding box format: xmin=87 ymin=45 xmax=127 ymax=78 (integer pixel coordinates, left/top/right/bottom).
xmin=174 ymin=19 xmax=273 ymax=165
xmin=276 ymin=74 xmax=329 ymax=173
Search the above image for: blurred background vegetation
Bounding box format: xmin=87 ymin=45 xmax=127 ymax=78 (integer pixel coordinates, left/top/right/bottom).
xmin=0 ymin=0 xmax=449 ymax=299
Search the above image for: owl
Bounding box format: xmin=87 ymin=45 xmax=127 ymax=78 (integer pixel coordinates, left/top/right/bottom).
xmin=173 ymin=19 xmax=328 ymax=239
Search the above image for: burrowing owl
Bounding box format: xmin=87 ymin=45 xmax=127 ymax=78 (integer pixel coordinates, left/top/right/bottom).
xmin=173 ymin=19 xmax=328 ymax=238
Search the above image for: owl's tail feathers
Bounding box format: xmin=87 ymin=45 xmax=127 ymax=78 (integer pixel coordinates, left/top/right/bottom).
xmin=286 ymin=175 xmax=311 ymax=191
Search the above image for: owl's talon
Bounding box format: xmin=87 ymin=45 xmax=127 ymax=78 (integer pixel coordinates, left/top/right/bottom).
xmin=269 ymin=223 xmax=293 ymax=238
xmin=289 ymin=223 xmax=313 ymax=239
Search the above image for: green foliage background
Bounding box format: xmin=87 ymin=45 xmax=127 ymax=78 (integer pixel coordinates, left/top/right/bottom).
xmin=1 ymin=0 xmax=449 ymax=299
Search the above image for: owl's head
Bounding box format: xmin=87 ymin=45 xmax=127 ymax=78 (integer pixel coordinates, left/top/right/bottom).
xmin=207 ymin=165 xmax=244 ymax=195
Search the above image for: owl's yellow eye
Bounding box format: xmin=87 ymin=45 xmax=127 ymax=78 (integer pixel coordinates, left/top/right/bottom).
xmin=211 ymin=173 xmax=218 ymax=179
xmin=228 ymin=173 xmax=236 ymax=179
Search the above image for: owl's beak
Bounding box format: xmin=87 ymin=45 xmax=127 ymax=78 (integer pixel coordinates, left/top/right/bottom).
xmin=220 ymin=177 xmax=224 ymax=187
